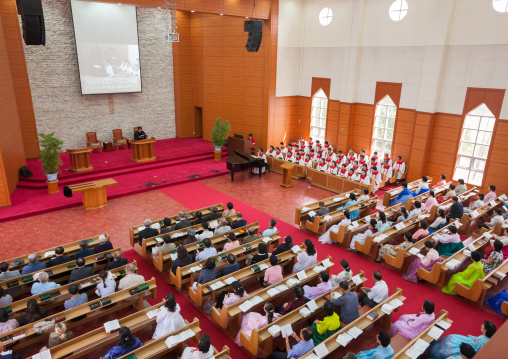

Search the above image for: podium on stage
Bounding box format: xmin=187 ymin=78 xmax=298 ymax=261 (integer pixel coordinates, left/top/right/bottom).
xmin=67 ymin=148 xmax=93 ymax=173
xmin=280 ymin=162 xmax=295 ymax=188
xmin=130 ymin=138 xmax=156 ymax=163
xmin=227 ymin=135 xmax=253 ymax=155
xmin=64 ymin=179 xmax=118 ymax=211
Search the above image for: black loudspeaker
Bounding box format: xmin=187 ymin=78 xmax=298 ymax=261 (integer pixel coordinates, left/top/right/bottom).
xmin=244 ymin=20 xmax=263 ymax=52
xmin=16 ymin=0 xmax=45 ymax=46
xmin=19 ymin=166 xmax=33 ymax=178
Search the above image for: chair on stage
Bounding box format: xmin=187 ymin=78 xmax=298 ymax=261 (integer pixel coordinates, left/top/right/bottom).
xmin=86 ymin=132 xmax=102 ymax=153
xmin=112 ymin=129 xmax=128 ymax=150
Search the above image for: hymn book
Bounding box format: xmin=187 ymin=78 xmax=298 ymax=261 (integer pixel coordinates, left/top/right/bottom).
xmin=280 ymin=324 xmax=293 ymax=338
xmin=32 ymin=349 xmax=52 ymax=359
xmin=314 ymin=342 xmax=329 ymax=357
xmin=146 ymin=309 xmax=159 ymax=319
xmin=104 ymin=319 xmax=121 ymax=333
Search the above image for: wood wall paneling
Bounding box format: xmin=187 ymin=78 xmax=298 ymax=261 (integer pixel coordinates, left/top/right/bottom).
xmin=337 ymin=102 xmax=352 ymax=154
xmin=407 ymin=112 xmax=432 ymax=182
xmin=350 ymin=103 xmax=374 ymax=155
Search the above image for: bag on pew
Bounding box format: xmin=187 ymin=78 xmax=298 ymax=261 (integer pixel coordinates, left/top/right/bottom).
xmin=34 ymin=319 xmax=56 ymax=334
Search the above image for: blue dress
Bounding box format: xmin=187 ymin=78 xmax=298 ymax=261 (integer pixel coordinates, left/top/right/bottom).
xmin=390 ymin=188 xmax=412 ymax=206
xmin=411 ymin=187 xmax=429 ymax=197
xmin=103 ymin=337 xmax=143 ymax=359
xmin=486 ymin=289 xmax=508 ymax=315
xmin=337 ymin=200 xmax=359 ymax=220
xmin=426 ymin=334 xmax=489 ymax=359
xmin=357 ymin=345 xmax=394 ymax=359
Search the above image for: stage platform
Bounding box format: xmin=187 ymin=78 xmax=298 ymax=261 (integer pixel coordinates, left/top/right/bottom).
xmin=0 ymin=138 xmax=230 ymax=222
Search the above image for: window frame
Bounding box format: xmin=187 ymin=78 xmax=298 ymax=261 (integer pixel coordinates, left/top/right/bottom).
xmin=453 ymin=104 xmax=496 ymax=187
xmin=371 ymin=95 xmax=397 ymax=158
xmin=310 ymin=89 xmax=328 ymax=144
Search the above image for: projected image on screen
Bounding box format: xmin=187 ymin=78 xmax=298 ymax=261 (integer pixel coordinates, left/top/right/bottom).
xmin=70 ymin=0 xmax=142 ymax=95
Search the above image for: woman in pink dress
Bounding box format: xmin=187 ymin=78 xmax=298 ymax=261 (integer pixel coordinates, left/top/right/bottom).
xmin=392 ymin=300 xmax=436 ymax=339
xmin=235 ymin=303 xmax=278 ymax=346
xmin=223 ymin=232 xmax=240 ymax=252
xmin=423 ymin=190 xmax=438 ymax=212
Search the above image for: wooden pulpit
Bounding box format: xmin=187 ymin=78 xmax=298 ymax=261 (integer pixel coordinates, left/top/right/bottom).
xmin=280 ymin=162 xmax=295 ymax=188
xmin=67 ymin=148 xmax=93 ymax=173
xmin=130 ymin=138 xmax=156 ymax=163
xmin=65 ymin=179 xmax=118 ymax=211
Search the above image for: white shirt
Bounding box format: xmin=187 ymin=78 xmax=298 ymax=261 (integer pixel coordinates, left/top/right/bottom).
xmin=368 ymin=280 xmax=389 ymax=303
xmin=196 ymin=231 xmax=213 ymax=240
xmin=469 ymin=200 xmax=484 ymax=210
xmin=153 ymin=304 xmax=187 ymax=339
xmin=292 ymin=252 xmax=318 ymax=273
xmin=408 ymin=208 xmax=422 ymax=218
xmin=490 ymin=215 xmax=504 ymax=227
xmin=97 ymin=278 xmax=116 ymax=297
xmin=415 ymin=182 xmax=429 ymax=194
xmin=429 ymin=216 xmax=447 ymax=229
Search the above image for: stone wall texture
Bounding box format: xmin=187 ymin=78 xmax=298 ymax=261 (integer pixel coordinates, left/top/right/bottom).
xmin=23 ymin=0 xmax=175 ymax=149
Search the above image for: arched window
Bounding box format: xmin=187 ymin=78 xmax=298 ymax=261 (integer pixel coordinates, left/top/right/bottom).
xmin=372 ymin=95 xmax=397 ymax=156
xmin=311 ymin=89 xmax=328 ymax=143
xmin=454 ymin=104 xmax=496 ymax=186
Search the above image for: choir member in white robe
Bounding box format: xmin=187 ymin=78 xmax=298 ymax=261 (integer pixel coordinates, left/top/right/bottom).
xmin=392 ymin=156 xmax=406 ymax=183
xmin=307 ymin=137 xmax=315 ymax=149
xmin=349 ymin=219 xmax=378 ymax=251
xmin=347 ymin=169 xmax=358 ymax=181
xmin=358 ymin=170 xmax=371 ymax=186
xmin=326 ymin=147 xmax=337 ymax=162
xmin=353 ymin=161 xmax=361 ymax=174
xmin=266 ymin=146 xmax=275 ymax=157
xmin=298 ymin=155 xmax=306 ymax=166
xmin=360 ymin=149 xmax=369 ymax=160
xmin=294 ymin=154 xmax=303 ymax=165
xmin=319 ymin=210 xmax=352 ymax=245
xmin=299 ymin=137 xmax=307 ymax=148
xmin=368 ymin=157 xmax=379 ymax=170
xmin=338 ymin=164 xmax=348 ymax=178
xmin=370 ymin=166 xmax=383 ymax=193
xmin=381 ymin=160 xmax=393 ymax=178
xmin=280 ymin=142 xmax=288 ymax=154
xmin=317 ymin=159 xmax=328 ymax=172
xmin=285 ymin=151 xmax=295 ymax=163
xmin=336 ymin=151 xmax=347 ymax=165
xmin=345 ymin=159 xmax=353 ymax=171
xmin=325 ymin=153 xmax=334 ymax=167
xmin=328 ymin=161 xmax=339 ymax=175
xmin=253 ymin=148 xmax=267 ymax=174
xmin=383 ymin=153 xmax=392 ymax=167
xmin=324 ymin=141 xmax=333 ymax=152
xmin=316 ymin=151 xmax=324 ymax=163
xmin=309 ymin=150 xmax=317 ymax=162
xmin=348 ymin=148 xmax=357 ymax=162
xmin=275 ymin=148 xmax=284 ymax=159
xmin=304 ymin=155 xmax=313 ymax=169
xmin=358 ymin=154 xmax=368 ymax=168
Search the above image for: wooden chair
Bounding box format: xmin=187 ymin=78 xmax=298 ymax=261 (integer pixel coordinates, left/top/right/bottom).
xmin=112 ymin=129 xmax=128 ymax=150
xmin=86 ymin=132 xmax=102 ymax=153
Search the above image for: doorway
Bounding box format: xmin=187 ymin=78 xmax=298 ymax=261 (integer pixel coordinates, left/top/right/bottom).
xmin=194 ymin=106 xmax=203 ymax=137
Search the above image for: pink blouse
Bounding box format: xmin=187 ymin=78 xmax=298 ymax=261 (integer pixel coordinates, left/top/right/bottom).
xmin=264 ymin=265 xmax=283 ymax=285
xmin=412 ymin=229 xmax=429 ymax=241
xmin=421 ymin=248 xmax=439 ymax=266
xmin=423 ymin=197 xmax=438 ymax=211
xmin=223 ymin=241 xmax=240 ymax=252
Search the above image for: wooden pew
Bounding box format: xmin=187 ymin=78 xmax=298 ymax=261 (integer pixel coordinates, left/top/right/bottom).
xmin=385 ymin=220 xmax=458 ymax=271
xmin=3 ymin=233 xmax=110 ymax=272
xmin=305 ymin=197 xmax=376 ymax=235
xmin=32 ymin=292 xmax=161 ymax=359
xmin=0 ymin=261 xmax=135 ymax=317
xmin=382 ymin=178 xmax=431 ymax=207
xmin=266 ymin=156 xmax=307 ymax=179
xmin=128 ymin=203 xmax=225 ymax=247
xmin=459 ymin=194 xmax=505 ymax=234
xmin=0 ymin=247 xmax=120 ymax=298
xmin=418 ymin=230 xmax=492 ymax=287
xmin=0 ymin=278 xmax=157 ymax=352
xmin=170 ymin=233 xmax=280 ymax=290
xmin=427 ymin=188 xmax=477 ymax=224
xmin=140 ymin=213 xmax=237 ymax=258
xmin=287 ymin=288 xmax=406 ymax=359
xmin=213 ymin=346 xmax=232 ymax=359
xmin=391 ymin=310 xmax=452 ymax=359
xmin=116 ymin=318 xmax=201 ymax=359
xmin=307 ymin=168 xmax=375 ymax=195
xmin=455 ymin=258 xmax=508 ymax=304
xmin=240 ymin=272 xmax=368 ymax=356
xmin=389 ymin=165 xmax=408 ymax=184
xmin=189 ymin=245 xmax=303 ymax=307
xmin=404 ymin=182 xmax=448 ymax=211
xmin=330 ymin=203 xmax=403 ymax=248
xmin=211 ymin=258 xmax=335 ymax=329
xmin=295 ymin=189 xmax=362 ymax=226
xmin=355 ymin=211 xmax=425 ymax=259
xmin=161 ymin=222 xmax=260 ymax=281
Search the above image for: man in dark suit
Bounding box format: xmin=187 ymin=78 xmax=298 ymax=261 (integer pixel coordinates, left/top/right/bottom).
xmin=220 ymin=254 xmax=240 ymax=277
xmin=231 ymin=213 xmax=247 ymax=229
xmin=272 ymin=235 xmax=294 ymax=256
xmin=173 ymin=211 xmax=191 ymax=230
xmin=93 ymin=235 xmax=113 ymax=254
xmin=134 ymin=126 xmax=147 ymax=140
xmin=107 ymin=252 xmax=128 ymax=270
xmin=69 ymin=257 xmax=94 ymax=282
xmin=447 ymin=196 xmax=464 ymax=223
xmin=73 ymin=240 xmax=94 ymax=260
xmin=48 ymin=246 xmax=72 ymax=267
xmin=138 ymin=219 xmax=160 ymax=246
xmin=159 ymin=218 xmax=173 ymax=234
xmin=309 ymin=202 xmax=330 ymax=223
xmin=193 ymin=211 xmax=206 ymax=226
xmin=203 ymin=206 xmax=221 ymax=222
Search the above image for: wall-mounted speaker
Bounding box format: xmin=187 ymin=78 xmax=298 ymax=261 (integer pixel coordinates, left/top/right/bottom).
xmin=244 ymin=20 xmax=263 ymax=52
xmin=16 ymin=0 xmax=45 ymax=46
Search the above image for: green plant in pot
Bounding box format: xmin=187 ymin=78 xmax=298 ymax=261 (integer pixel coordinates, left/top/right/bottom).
xmin=211 ymin=117 xmax=230 ymax=152
xmin=38 ymin=132 xmax=64 ymax=182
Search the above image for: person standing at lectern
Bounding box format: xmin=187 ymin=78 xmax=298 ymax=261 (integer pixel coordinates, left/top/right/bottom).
xmin=134 ymin=126 xmax=147 ymax=140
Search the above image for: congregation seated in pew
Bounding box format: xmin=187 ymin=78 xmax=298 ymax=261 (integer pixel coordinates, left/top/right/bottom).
xmin=49 ymin=322 xmax=73 ymax=348
xmin=272 ymin=235 xmax=293 ymax=256
xmin=262 ymin=255 xmax=283 ymax=287
xmin=96 ymin=270 xmax=116 ymax=297
xmin=310 ymin=301 xmax=341 ymax=345
xmin=0 ymin=307 xmax=18 ymax=334
xmin=292 ymin=240 xmax=318 ymax=273
xmin=196 ymin=238 xmax=218 ymax=261
xmin=357 ymin=271 xmax=388 ymax=308
xmin=329 ymin=280 xmax=360 ymax=324
xmin=349 ymin=218 xmax=378 ymax=252
xmin=391 ymin=299 xmax=436 ymax=339
xmin=442 ymin=250 xmax=485 ymax=296
xmin=48 ymin=246 xmax=73 ymax=267
xmin=70 ymin=257 xmax=94 ymax=282
xmin=235 ymin=302 xmax=277 ymax=346
xmin=153 ymin=234 xmax=176 ymax=259
xmin=404 ymin=240 xmax=441 ymax=283
xmin=103 ymin=326 xmax=144 ymax=359
xmin=216 ymin=281 xmax=248 ymax=309
xmin=196 ymin=258 xmax=218 ymax=287
xmin=429 ymin=208 xmax=447 ymax=234
xmin=261 ymin=219 xmax=278 ymax=237
xmin=220 ymin=254 xmax=240 ymax=277
xmin=172 ymin=246 xmax=194 ymax=275
xmin=319 ymin=209 xmax=352 ymax=245
xmin=152 ymin=293 xmax=187 ymax=340
xmin=242 ymin=227 xmax=259 ymax=244
xmin=223 ymin=232 xmax=240 ymax=252
xmin=376 ymin=231 xmax=412 ymax=263
xmin=31 ymin=271 xmax=60 ymax=295
xmin=107 ymin=251 xmax=127 ymax=270
xmin=356 ymin=331 xmax=393 ymax=359
xmin=138 ymin=219 xmax=160 ymax=246
xmin=275 ymin=285 xmax=307 ymax=315
xmin=21 ymin=253 xmax=46 ymax=275
xmin=435 ymin=224 xmax=464 ymax=257
xmin=197 ymin=222 xmax=213 ymax=241
xmin=181 ymin=334 xmax=213 ymax=359
xmin=303 ymin=271 xmax=332 ymax=300
xmin=446 ymin=196 xmax=464 ymax=222
xmin=0 ymin=262 xmax=20 ymax=282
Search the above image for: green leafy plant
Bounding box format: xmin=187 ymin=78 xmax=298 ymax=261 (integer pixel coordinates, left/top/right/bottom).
xmin=211 ymin=117 xmax=230 ymax=148
xmin=38 ymin=132 xmax=64 ymax=175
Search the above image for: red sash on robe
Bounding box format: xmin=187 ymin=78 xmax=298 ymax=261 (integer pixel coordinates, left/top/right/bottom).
xmin=360 ymin=175 xmax=367 ymax=181
xmin=281 ymin=146 xmax=285 ymax=150
xmin=340 ymin=169 xmax=347 ymax=175
xmin=275 ymin=152 xmax=281 ymax=156
xmin=258 ymin=152 xmax=264 ymax=157
xmin=359 ymin=160 xmax=366 ymax=166
xmin=325 ymin=158 xmax=332 ymax=163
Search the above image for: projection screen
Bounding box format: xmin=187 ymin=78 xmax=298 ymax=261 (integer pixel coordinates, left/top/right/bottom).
xmin=70 ymin=0 xmax=142 ymax=95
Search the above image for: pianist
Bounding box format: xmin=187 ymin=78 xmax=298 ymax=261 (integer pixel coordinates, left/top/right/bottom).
xmin=134 ymin=126 xmax=147 ymax=140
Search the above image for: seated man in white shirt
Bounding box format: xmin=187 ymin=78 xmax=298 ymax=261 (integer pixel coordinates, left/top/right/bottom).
xmin=408 ymin=201 xmax=422 ymax=218
xmin=196 ymin=222 xmax=213 ymax=240
xmin=214 ymin=219 xmax=231 ymax=235
xmin=478 ymin=207 xmax=504 ymax=231
xmin=195 ymin=238 xmax=218 ymax=261
xmin=358 ymin=271 xmax=388 ymax=308
xmin=261 ymin=219 xmax=278 ymax=237
xmin=464 ymin=193 xmax=485 ymax=214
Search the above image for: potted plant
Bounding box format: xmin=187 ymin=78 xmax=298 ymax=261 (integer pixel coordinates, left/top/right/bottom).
xmin=39 ymin=132 xmax=64 ymax=182
xmin=211 ymin=117 xmax=230 ymax=161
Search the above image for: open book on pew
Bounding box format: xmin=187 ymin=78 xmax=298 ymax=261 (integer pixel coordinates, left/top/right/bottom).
xmin=165 ymin=329 xmax=196 ymax=348
xmin=33 ymin=349 xmax=52 ymax=359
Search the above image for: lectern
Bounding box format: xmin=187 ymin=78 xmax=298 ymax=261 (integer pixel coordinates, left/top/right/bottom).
xmin=67 ymin=148 xmax=93 ymax=173
xmin=64 ymin=179 xmax=118 ymax=211
xmin=130 ymin=138 xmax=156 ymax=163
xmin=280 ymin=162 xmax=295 ymax=188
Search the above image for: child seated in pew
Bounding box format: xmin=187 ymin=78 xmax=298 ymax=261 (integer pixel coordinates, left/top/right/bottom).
xmin=267 ymin=327 xmax=315 ymax=359
xmin=395 ymin=207 xmax=409 ymax=223
xmin=171 ymin=246 xmax=194 ymax=275
xmin=181 ymin=334 xmax=213 ymax=359
xmin=292 ymin=241 xmax=318 ymax=273
xmin=276 ymin=285 xmax=307 ymax=315
xmin=216 ymin=281 xmax=248 ymax=309
xmin=348 ymin=219 xmax=378 ymax=253
xmin=481 ymin=239 xmax=504 ymax=273
xmin=262 ymin=255 xmax=283 ymax=287
xmin=356 ymin=331 xmax=393 ymax=359
xmin=330 ymin=281 xmax=359 ymax=324
xmin=403 ymin=241 xmax=440 ymax=283
xmin=391 ymin=300 xmax=435 ymax=340
xmin=442 ymin=251 xmax=485 ymax=296
xmin=412 ymin=220 xmax=429 ymax=242
xmin=375 ymin=231 xmax=413 ymax=263
xmin=429 ymin=209 xmax=447 ymax=234
xmin=303 ymin=271 xmax=332 ymax=300
xmin=102 ymin=327 xmax=143 ymax=359
xmin=310 ymin=301 xmax=341 ymax=345
xmin=435 ymin=225 xmax=463 ymax=257
xmin=235 ymin=303 xmax=278 ymax=346
xmin=152 ymin=293 xmax=186 ymax=339
xmin=48 ymin=322 xmax=73 ymax=348
xmin=318 ymin=209 xmax=352 ymax=245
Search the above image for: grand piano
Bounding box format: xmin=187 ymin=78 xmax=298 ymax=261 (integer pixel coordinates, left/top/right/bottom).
xmin=226 ymin=150 xmax=267 ymax=182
